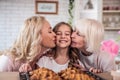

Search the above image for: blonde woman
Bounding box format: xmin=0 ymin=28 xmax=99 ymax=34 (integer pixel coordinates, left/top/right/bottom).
xmin=71 ymin=19 xmax=116 ymax=73
xmin=0 ymin=16 xmax=56 ymax=72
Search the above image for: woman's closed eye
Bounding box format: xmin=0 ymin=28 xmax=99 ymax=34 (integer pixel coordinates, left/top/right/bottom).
xmin=76 ymin=32 xmax=84 ymax=37
xmin=77 ymin=32 xmax=81 ymax=36
xmin=48 ymin=29 xmax=52 ymax=33
xmin=73 ymin=30 xmax=82 ymax=36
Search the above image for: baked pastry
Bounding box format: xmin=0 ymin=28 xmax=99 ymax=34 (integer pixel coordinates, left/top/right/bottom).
xmin=58 ymin=67 xmax=95 ymax=80
xmin=29 ymin=67 xmax=95 ymax=80
xmin=29 ymin=67 xmax=61 ymax=80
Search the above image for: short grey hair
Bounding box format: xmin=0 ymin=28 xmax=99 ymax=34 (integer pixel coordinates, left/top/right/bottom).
xmin=75 ymin=19 xmax=104 ymax=53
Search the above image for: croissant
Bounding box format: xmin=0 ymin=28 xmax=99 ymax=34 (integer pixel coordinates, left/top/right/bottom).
xmin=30 ymin=67 xmax=61 ymax=80
xmin=30 ymin=67 xmax=95 ymax=80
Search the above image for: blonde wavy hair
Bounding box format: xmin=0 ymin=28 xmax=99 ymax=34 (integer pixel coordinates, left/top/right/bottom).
xmin=75 ymin=19 xmax=104 ymax=53
xmin=7 ymin=16 xmax=45 ymax=62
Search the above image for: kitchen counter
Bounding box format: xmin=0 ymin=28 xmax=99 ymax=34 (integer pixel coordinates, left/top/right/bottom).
xmin=0 ymin=72 xmax=19 ymax=80
xmin=0 ymin=72 xmax=113 ymax=80
xmin=97 ymin=72 xmax=113 ymax=80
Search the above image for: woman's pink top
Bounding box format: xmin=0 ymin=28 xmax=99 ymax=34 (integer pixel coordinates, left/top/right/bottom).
xmin=0 ymin=55 xmax=25 ymax=72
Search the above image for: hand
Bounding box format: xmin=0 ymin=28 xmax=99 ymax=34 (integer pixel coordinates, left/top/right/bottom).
xmin=19 ymin=63 xmax=32 ymax=72
xmin=89 ymin=67 xmax=102 ymax=73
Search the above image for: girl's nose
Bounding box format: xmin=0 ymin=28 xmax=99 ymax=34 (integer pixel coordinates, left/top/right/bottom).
xmin=61 ymin=34 xmax=65 ymax=38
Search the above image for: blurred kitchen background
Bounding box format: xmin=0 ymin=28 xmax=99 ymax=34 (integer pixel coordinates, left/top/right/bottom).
xmin=0 ymin=0 xmax=120 ymax=60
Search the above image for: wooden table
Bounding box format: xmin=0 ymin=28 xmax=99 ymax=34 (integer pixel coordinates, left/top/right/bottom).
xmin=0 ymin=72 xmax=20 ymax=80
xmin=97 ymin=72 xmax=113 ymax=80
xmin=0 ymin=72 xmax=113 ymax=80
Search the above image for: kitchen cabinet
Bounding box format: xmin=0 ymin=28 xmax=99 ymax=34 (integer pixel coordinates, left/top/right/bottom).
xmin=102 ymin=0 xmax=120 ymax=30
xmin=74 ymin=0 xmax=120 ymax=30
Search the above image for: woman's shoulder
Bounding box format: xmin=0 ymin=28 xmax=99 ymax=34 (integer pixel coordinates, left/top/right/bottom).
xmin=0 ymin=54 xmax=13 ymax=62
xmin=0 ymin=55 xmax=11 ymax=71
xmin=96 ymin=50 xmax=114 ymax=61
xmin=0 ymin=54 xmax=16 ymax=65
xmin=96 ymin=50 xmax=116 ymax=71
xmin=0 ymin=55 xmax=9 ymax=60
xmin=99 ymin=50 xmax=111 ymax=57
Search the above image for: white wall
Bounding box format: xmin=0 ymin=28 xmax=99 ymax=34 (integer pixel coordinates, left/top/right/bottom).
xmin=0 ymin=0 xmax=69 ymax=50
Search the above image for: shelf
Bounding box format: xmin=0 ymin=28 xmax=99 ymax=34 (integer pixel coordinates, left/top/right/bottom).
xmin=103 ymin=10 xmax=120 ymax=13
xmin=104 ymin=27 xmax=120 ymax=30
xmin=102 ymin=0 xmax=120 ymax=31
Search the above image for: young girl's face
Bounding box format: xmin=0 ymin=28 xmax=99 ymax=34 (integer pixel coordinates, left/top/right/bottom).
xmin=56 ymin=25 xmax=71 ymax=48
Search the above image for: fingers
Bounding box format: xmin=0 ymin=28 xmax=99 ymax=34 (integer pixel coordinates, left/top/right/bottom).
xmin=19 ymin=63 xmax=32 ymax=72
xmin=89 ymin=67 xmax=102 ymax=73
xmin=89 ymin=67 xmax=94 ymax=72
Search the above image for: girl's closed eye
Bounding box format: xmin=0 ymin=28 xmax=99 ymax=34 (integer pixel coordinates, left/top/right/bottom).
xmin=56 ymin=32 xmax=61 ymax=35
xmin=65 ymin=32 xmax=71 ymax=36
